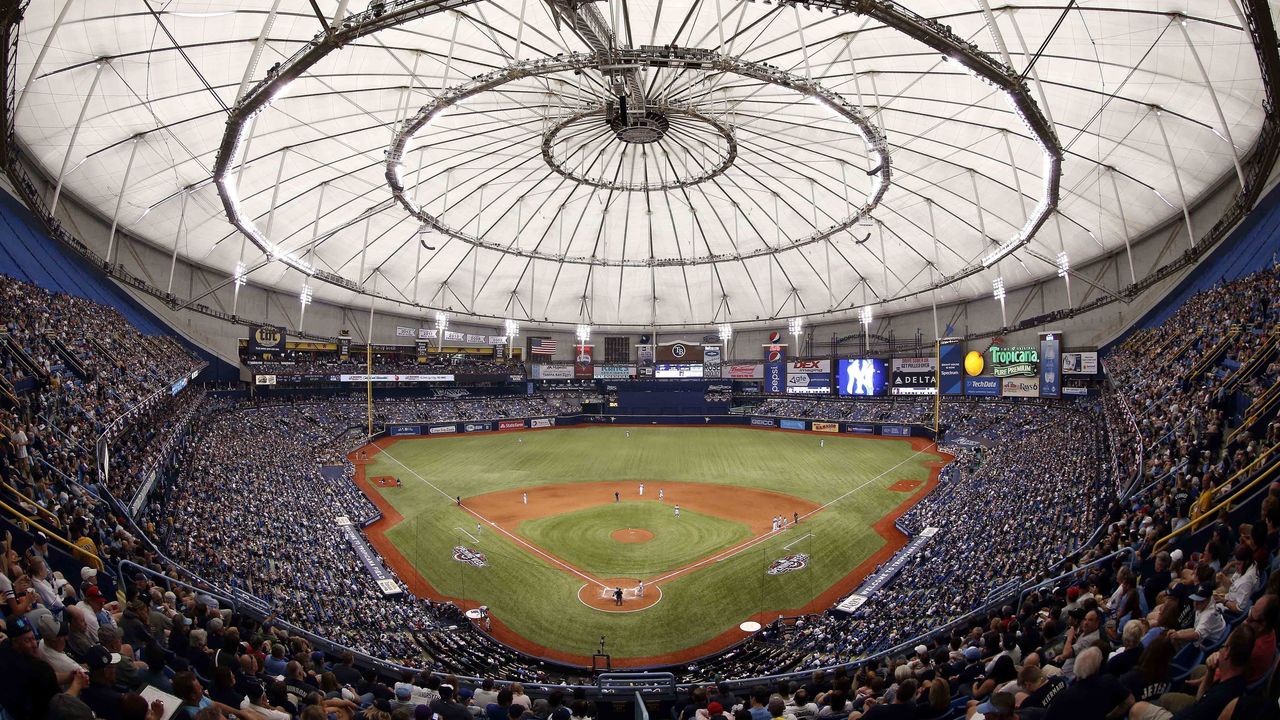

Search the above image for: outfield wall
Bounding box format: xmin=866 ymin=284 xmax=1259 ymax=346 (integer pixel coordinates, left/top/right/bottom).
xmin=377 ymin=413 xmax=939 ymax=441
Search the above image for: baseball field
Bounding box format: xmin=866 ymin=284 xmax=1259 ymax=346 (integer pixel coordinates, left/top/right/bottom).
xmin=353 ymin=425 xmax=948 ymax=667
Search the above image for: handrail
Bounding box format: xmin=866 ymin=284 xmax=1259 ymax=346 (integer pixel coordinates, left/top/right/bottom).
xmin=1229 ymin=382 xmax=1280 ymax=445
xmin=0 ymin=496 xmax=101 ymax=569
xmin=38 ymin=411 xmax=92 ymax=454
xmin=1017 ymin=546 xmax=1136 ymax=613
xmin=1222 ymin=327 xmax=1278 ymax=392
xmin=35 ymin=456 xmax=100 ymax=503
xmin=0 ymin=478 xmax=61 ymax=527
xmin=1186 ymin=326 xmax=1241 ymax=379
xmin=1154 ymin=453 xmax=1280 ymax=552
xmin=116 ymin=558 xmax=238 ymax=612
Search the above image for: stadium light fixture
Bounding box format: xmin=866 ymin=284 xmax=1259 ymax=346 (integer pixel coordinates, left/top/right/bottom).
xmin=788 ymin=317 xmax=803 ymax=353
xmin=859 ymin=306 xmax=873 ymax=354
xmin=299 ymin=283 xmax=313 ymax=305
xmin=575 ymin=324 xmax=591 ymax=346
xmin=233 ymin=261 xmax=247 ymax=289
xmin=993 ymin=277 xmax=1007 ymax=328
xmin=434 ymin=311 xmax=449 ymax=350
xmin=1056 ymin=251 xmax=1070 ymax=278
xmin=505 ymin=318 xmax=520 ymax=339
xmin=718 ymin=323 xmax=732 ymax=343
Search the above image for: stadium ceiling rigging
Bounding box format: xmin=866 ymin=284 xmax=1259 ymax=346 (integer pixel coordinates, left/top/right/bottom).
xmin=9 ymin=1 xmax=1273 ymax=329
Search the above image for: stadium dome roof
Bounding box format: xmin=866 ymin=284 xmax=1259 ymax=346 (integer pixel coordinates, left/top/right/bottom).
xmin=11 ymin=1 xmax=1272 ymax=329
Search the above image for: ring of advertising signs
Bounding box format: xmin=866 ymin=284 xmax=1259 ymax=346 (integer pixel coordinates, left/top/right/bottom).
xmin=724 ymin=363 xmax=763 ymax=379
xmin=750 ymin=417 xmax=777 ymax=428
xmin=498 ymin=420 xmax=525 ymax=430
xmin=812 ymin=422 xmax=839 ymax=433
xmin=891 ymin=357 xmax=937 ymax=395
xmin=837 ymin=359 xmax=887 ymax=396
xmin=530 ymin=418 xmax=555 ymax=428
xmin=845 ymin=423 xmax=876 ymax=434
xmin=428 ymin=424 xmax=456 ymax=434
xmin=779 ymin=419 xmax=807 ymax=430
xmin=388 ymin=424 xmax=421 ymax=436
xmin=463 ymin=422 xmax=492 ymax=432
xmin=786 ymin=359 xmax=831 ymax=395
xmin=1002 ymin=377 xmax=1040 ymax=397
xmin=880 ymin=425 xmax=910 ymax=437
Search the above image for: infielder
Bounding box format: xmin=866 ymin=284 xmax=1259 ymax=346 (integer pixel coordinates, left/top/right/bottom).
xmin=639 ymin=482 xmax=645 ymax=496
xmin=658 ymin=488 xmax=664 ymax=502
xmin=636 ymin=580 xmax=644 ymax=598
xmin=674 ymin=504 xmax=680 ymax=518
xmin=522 ymin=492 xmax=527 ymax=505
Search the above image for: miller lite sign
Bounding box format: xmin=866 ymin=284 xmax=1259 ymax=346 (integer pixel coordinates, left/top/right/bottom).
xmin=249 ymin=325 xmax=286 ymax=353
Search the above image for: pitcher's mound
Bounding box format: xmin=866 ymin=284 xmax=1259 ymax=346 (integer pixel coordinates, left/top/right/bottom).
xmin=611 ymin=528 xmax=655 ymax=543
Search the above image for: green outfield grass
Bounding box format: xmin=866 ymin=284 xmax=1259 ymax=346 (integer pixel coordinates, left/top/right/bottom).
xmin=518 ymin=502 xmax=753 ymax=577
xmin=366 ymin=425 xmax=940 ymax=661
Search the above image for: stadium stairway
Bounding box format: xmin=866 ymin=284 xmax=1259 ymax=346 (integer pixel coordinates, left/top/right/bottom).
xmin=0 ymin=188 xmax=238 ymax=380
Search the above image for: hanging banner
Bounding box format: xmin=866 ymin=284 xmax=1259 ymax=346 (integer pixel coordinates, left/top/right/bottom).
xmin=703 ymin=345 xmax=722 ymax=378
xmin=1039 ymin=332 xmax=1061 ymax=398
xmin=444 ymin=330 xmax=465 ymax=342
xmin=574 ymin=345 xmax=594 ymax=379
xmin=466 ymin=333 xmax=487 ymax=344
xmin=939 ymin=341 xmax=964 ymax=396
xmin=723 ymin=362 xmax=763 ymax=379
xmin=418 ymin=328 xmax=437 ymax=340
xmin=338 ymin=336 xmax=351 ymax=362
xmin=636 ymin=344 xmax=655 ymax=367
xmin=1062 ymin=351 xmax=1098 ymax=375
xmin=765 ymin=361 xmax=786 ymax=393
xmin=248 ymin=325 xmax=286 ymax=353
xmin=395 ymin=326 xmax=416 ymax=338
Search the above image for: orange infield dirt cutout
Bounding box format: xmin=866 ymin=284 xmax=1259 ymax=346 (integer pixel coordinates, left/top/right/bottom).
xmin=888 ymin=479 xmax=923 ymax=492
xmin=611 ymin=529 xmax=654 ymax=543
xmin=349 ymin=428 xmax=950 ymax=669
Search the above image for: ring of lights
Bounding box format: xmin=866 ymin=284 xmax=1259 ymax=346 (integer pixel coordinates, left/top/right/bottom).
xmin=385 ymin=49 xmax=892 ymax=268
xmin=212 ymin=0 xmax=1061 ymax=322
xmin=540 ymin=106 xmax=739 ymax=192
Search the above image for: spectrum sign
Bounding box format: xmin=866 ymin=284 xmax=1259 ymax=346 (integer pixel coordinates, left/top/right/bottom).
xmin=988 ymin=346 xmax=1039 ymax=377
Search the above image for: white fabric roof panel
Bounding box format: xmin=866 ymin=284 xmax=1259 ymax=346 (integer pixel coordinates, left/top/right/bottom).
xmin=11 ymin=1 xmax=1270 ymax=328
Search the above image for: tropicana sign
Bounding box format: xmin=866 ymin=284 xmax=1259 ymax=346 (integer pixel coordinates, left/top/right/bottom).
xmin=988 ymin=346 xmax=1039 ymax=377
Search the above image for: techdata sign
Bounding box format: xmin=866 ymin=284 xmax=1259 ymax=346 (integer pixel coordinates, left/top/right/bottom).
xmin=1039 ymin=332 xmax=1061 ymax=398
xmin=765 ymin=361 xmax=786 ymax=393
xmin=891 ymin=357 xmax=937 ymax=395
xmin=939 ymin=342 xmax=964 ymax=396
xmin=964 ymin=376 xmax=1001 ymax=397
xmin=989 ymin=345 xmax=1039 ymax=377
xmin=837 ymin=358 xmax=887 ymax=396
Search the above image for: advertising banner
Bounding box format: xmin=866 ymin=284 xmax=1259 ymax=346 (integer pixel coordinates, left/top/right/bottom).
xmin=574 ymin=345 xmax=594 ymax=379
xmin=939 ymin=342 xmax=964 ymax=396
xmin=880 ymin=424 xmax=911 ymax=437
xmin=530 ymin=418 xmax=555 ymax=428
xmin=338 ymin=374 xmax=453 ymax=383
xmin=395 ymin=326 xmax=416 ymax=338
xmin=254 ymin=375 xmax=277 ymax=386
xmin=703 ymin=345 xmax=722 ymax=378
xmin=1002 ymin=377 xmax=1041 ymax=397
xmin=248 ymin=325 xmax=286 ymax=353
xmin=428 ymin=424 xmax=456 ymax=434
xmin=1039 ymin=332 xmax=1061 ymax=398
xmin=964 ymin=376 xmax=1001 ymax=397
xmin=532 ymin=364 xmax=574 ymax=380
xmin=786 ymin=373 xmax=831 ymax=394
xmin=466 ymin=334 xmax=487 ymax=345
xmin=989 ymin=345 xmax=1039 ymax=377
xmin=388 ymin=424 xmax=421 ymax=436
xmin=443 ymin=330 xmax=465 ymax=342
xmin=812 ymin=422 xmax=839 ymax=433
xmin=1062 ymin=351 xmax=1098 ymax=375
xmin=657 ymin=341 xmax=704 ymax=363
xmin=724 ymin=363 xmax=763 ymax=379
xmin=1063 ymin=386 xmax=1089 ymax=396
xmin=837 ymin=358 xmax=887 ymax=396
xmin=891 ymin=357 xmax=937 ymax=395
xmin=636 ymin=344 xmax=655 ymax=367
xmin=779 ymin=419 xmax=807 ymax=430
xmin=463 ymin=422 xmax=492 ymax=432
xmin=418 ymin=328 xmax=436 ymax=340
xmin=593 ymin=365 xmax=636 ymax=379
xmin=788 ymin=358 xmax=832 ymax=374
xmin=765 ymin=362 xmax=786 ymax=393
xmin=498 ymin=420 xmax=525 ymax=430
xmin=834 ymin=527 xmax=937 ymax=613
xmin=338 ymin=336 xmax=351 ymax=361
xmin=488 ymin=335 xmax=507 ymax=345
xmin=338 ymin=523 xmax=403 ymax=596
xmin=763 ymin=337 xmax=786 ymax=363
xmin=655 ymin=363 xmax=703 ymax=378
xmin=845 ymin=423 xmax=876 ymax=434
xmin=416 ymin=340 xmax=429 ymax=363
xmin=750 ymin=417 xmax=777 ymax=428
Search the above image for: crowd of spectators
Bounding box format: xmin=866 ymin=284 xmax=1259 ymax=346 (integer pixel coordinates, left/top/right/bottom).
xmin=752 ymin=398 xmax=937 ymax=425
xmin=248 ymin=353 xmax=522 ymax=378
xmin=3 ymin=260 xmax=1280 ymax=720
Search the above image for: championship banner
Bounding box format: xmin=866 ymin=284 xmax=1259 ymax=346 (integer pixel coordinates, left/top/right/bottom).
xmin=395 ymin=326 xmax=416 ymax=338
xmin=724 ymin=363 xmax=763 ymax=379
xmin=574 ymin=345 xmax=594 ymax=379
xmin=939 ymin=341 xmax=964 ymax=396
xmin=1038 ymin=332 xmax=1061 ymax=398
xmin=416 ymin=340 xmax=429 ymax=363
xmin=891 ymin=357 xmax=937 ymax=395
xmin=656 ymin=341 xmax=704 ymax=363
xmin=813 ymin=422 xmax=839 ymax=433
xmin=466 ymin=334 xmax=487 ymax=345
xmin=443 ymin=330 xmax=465 ymax=342
xmin=532 ymin=364 xmax=574 ymax=380
xmin=338 ymin=335 xmax=351 ymax=361
xmin=1062 ymin=351 xmax=1098 ymax=375
xmin=248 ymin=325 xmax=286 ymax=353
xmin=703 ymin=345 xmax=722 ymax=378
xmin=418 ymin=328 xmax=437 ymax=340
xmin=1002 ymin=377 xmax=1040 ymax=397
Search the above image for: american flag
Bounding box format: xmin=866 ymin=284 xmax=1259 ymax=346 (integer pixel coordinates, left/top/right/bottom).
xmin=529 ymin=338 xmax=558 ymax=355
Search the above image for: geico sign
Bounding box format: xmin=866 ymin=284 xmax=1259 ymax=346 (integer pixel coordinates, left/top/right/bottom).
xmin=790 ymin=360 xmax=824 ymax=370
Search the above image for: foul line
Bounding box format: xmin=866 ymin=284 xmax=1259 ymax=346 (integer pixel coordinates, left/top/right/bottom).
xmin=783 ymin=532 xmax=814 ymax=551
xmin=377 ymin=450 xmax=610 ymax=590
xmin=646 ymin=442 xmax=939 ymax=586
xmin=454 ymin=527 xmax=479 ymax=543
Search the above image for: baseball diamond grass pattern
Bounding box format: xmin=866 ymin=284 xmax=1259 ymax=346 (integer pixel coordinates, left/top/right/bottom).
xmin=518 ymin=503 xmax=753 ymax=577
xmin=368 ymin=426 xmax=938 ymax=661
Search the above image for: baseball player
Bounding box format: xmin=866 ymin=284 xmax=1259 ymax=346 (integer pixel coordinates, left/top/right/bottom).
xmin=820 ymin=439 xmax=825 ymax=448
xmin=658 ymin=488 xmax=664 ymax=503
xmin=639 ymin=482 xmax=645 ymax=496
xmin=522 ymin=492 xmax=527 ymax=505
xmin=636 ymin=580 xmax=644 ymax=598
xmin=476 ymin=522 xmax=482 ymax=536
xmin=625 ymin=430 xmax=630 ymax=439
xmin=613 ymin=587 xmax=624 ymax=606
xmin=614 ymin=491 xmax=620 ymax=503
xmin=674 ymin=504 xmax=680 ymax=518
